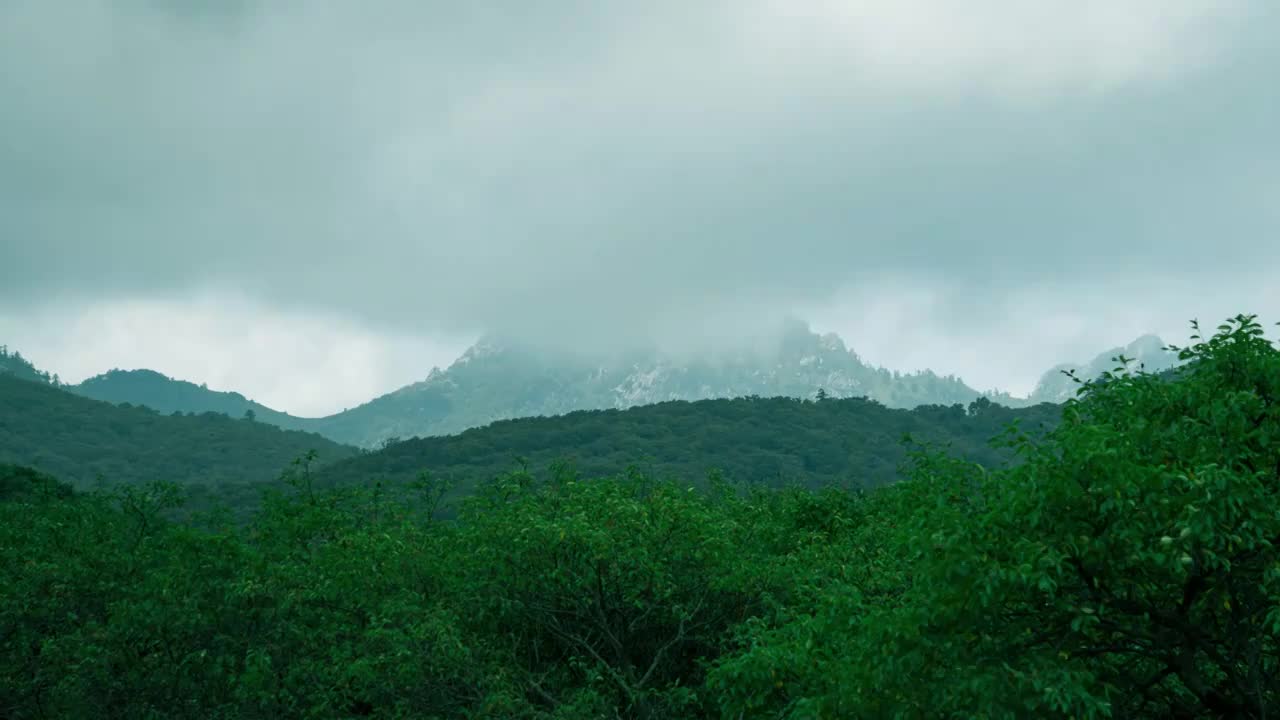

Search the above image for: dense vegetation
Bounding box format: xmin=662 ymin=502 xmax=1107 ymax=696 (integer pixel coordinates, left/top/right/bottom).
xmin=316 ymin=394 xmax=1063 ymax=511
xmin=0 ymin=374 xmax=356 ymax=501
xmin=2 ymin=314 xmax=1277 ymax=718
xmin=1 ymin=360 xmax=1061 ymax=519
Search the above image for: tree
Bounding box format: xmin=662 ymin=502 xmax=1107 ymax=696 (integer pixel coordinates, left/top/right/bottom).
xmin=243 ymin=408 xmax=257 ymax=422
xmin=967 ymin=394 xmax=992 ymax=416
xmin=711 ymin=314 xmax=1280 ymax=718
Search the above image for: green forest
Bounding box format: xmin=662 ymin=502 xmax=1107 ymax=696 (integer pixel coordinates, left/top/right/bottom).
xmin=0 ymin=346 xmax=60 ymax=386
xmin=70 ymin=369 xmax=311 ymax=432
xmin=314 ymin=394 xmax=1063 ymax=516
xmin=0 ymin=374 xmax=357 ymax=504
xmin=0 ymin=356 xmax=1061 ymax=521
xmin=2 ymin=314 xmax=1279 ymax=718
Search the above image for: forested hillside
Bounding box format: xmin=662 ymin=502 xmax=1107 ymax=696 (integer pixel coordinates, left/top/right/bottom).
xmin=70 ymin=369 xmax=312 ymax=429
xmin=0 ymin=355 xmax=1061 ymax=520
xmin=316 ymin=394 xmax=1063 ymax=505
xmin=0 ymin=345 xmax=58 ymax=385
xmin=1 ymin=314 xmax=1276 ymax=719
xmin=0 ymin=374 xmax=357 ymax=497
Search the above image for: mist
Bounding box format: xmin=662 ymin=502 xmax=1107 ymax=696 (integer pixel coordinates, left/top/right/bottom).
xmin=2 ymin=0 xmax=1277 ymax=412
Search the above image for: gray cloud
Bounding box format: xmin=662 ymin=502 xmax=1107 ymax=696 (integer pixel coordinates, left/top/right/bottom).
xmin=2 ymin=0 xmax=1278 ymax=363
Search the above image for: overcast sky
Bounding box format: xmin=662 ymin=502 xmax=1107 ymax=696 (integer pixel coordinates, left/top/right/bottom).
xmin=2 ymin=1 xmax=1278 ymax=416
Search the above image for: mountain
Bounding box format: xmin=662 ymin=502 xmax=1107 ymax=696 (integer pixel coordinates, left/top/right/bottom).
xmin=0 ymin=373 xmax=357 ymax=505
xmin=26 ymin=321 xmax=1176 ymax=450
xmin=71 ymin=369 xmax=313 ymax=429
xmin=0 ymin=350 xmax=1063 ymax=521
xmin=1028 ymin=333 xmax=1184 ymax=404
xmin=304 ymin=320 xmax=1033 ymax=447
xmin=39 ymin=321 xmax=1031 ymax=448
xmin=314 ymin=393 xmax=1065 ymax=510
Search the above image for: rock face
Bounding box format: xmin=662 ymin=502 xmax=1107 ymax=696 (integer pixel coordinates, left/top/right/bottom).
xmin=1027 ymin=334 xmax=1182 ymax=404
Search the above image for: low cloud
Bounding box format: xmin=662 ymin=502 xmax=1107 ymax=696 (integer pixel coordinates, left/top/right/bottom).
xmin=1 ymin=1 xmax=1277 ymax=408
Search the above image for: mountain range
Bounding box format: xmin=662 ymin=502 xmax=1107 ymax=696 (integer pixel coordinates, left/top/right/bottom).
xmin=8 ymin=321 xmax=1184 ymax=448
xmin=0 ymin=371 xmax=1062 ymax=518
xmin=0 ymin=372 xmax=356 ymax=498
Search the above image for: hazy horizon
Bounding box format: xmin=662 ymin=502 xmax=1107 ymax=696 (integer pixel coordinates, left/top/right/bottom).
xmin=1 ymin=313 xmax=1216 ymax=419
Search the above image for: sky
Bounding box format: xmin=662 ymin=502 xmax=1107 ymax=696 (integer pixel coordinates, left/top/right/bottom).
xmin=2 ymin=0 xmax=1278 ymax=416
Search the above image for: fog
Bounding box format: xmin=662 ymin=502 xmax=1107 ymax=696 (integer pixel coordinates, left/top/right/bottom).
xmin=2 ymin=1 xmax=1277 ymax=413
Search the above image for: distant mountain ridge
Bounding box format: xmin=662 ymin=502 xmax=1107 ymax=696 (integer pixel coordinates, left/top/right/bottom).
xmin=315 ymin=394 xmax=1066 ymax=511
xmin=72 ymin=369 xmax=309 ymax=428
xmin=14 ymin=322 xmax=1178 ymax=448
xmin=37 ymin=322 xmax=1026 ymax=447
xmin=0 ymin=373 xmax=356 ymax=497
xmin=263 ymin=319 xmax=1035 ymax=447
xmin=1027 ymin=333 xmax=1183 ymax=404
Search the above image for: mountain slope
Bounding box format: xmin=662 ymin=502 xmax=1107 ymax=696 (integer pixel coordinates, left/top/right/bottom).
xmin=0 ymin=346 xmax=57 ymax=385
xmin=33 ymin=323 xmax=1176 ymax=450
xmin=1028 ymin=333 xmax=1183 ymax=404
xmin=42 ymin=322 xmax=1033 ymax=448
xmin=71 ymin=369 xmax=314 ymax=430
xmin=308 ymin=320 xmax=1033 ymax=447
xmin=0 ymin=374 xmax=357 ymax=499
xmin=316 ymin=394 xmax=1065 ymax=503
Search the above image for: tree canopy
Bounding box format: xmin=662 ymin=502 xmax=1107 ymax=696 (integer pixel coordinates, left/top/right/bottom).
xmin=710 ymin=314 xmax=1280 ymax=717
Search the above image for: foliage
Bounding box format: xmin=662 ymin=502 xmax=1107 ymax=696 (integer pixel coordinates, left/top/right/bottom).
xmin=707 ymin=314 xmax=1280 ymax=718
xmin=2 ymin=314 xmax=1278 ymax=718
xmin=0 ymin=461 xmax=851 ymax=718
xmin=448 ymin=467 xmax=804 ymax=717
